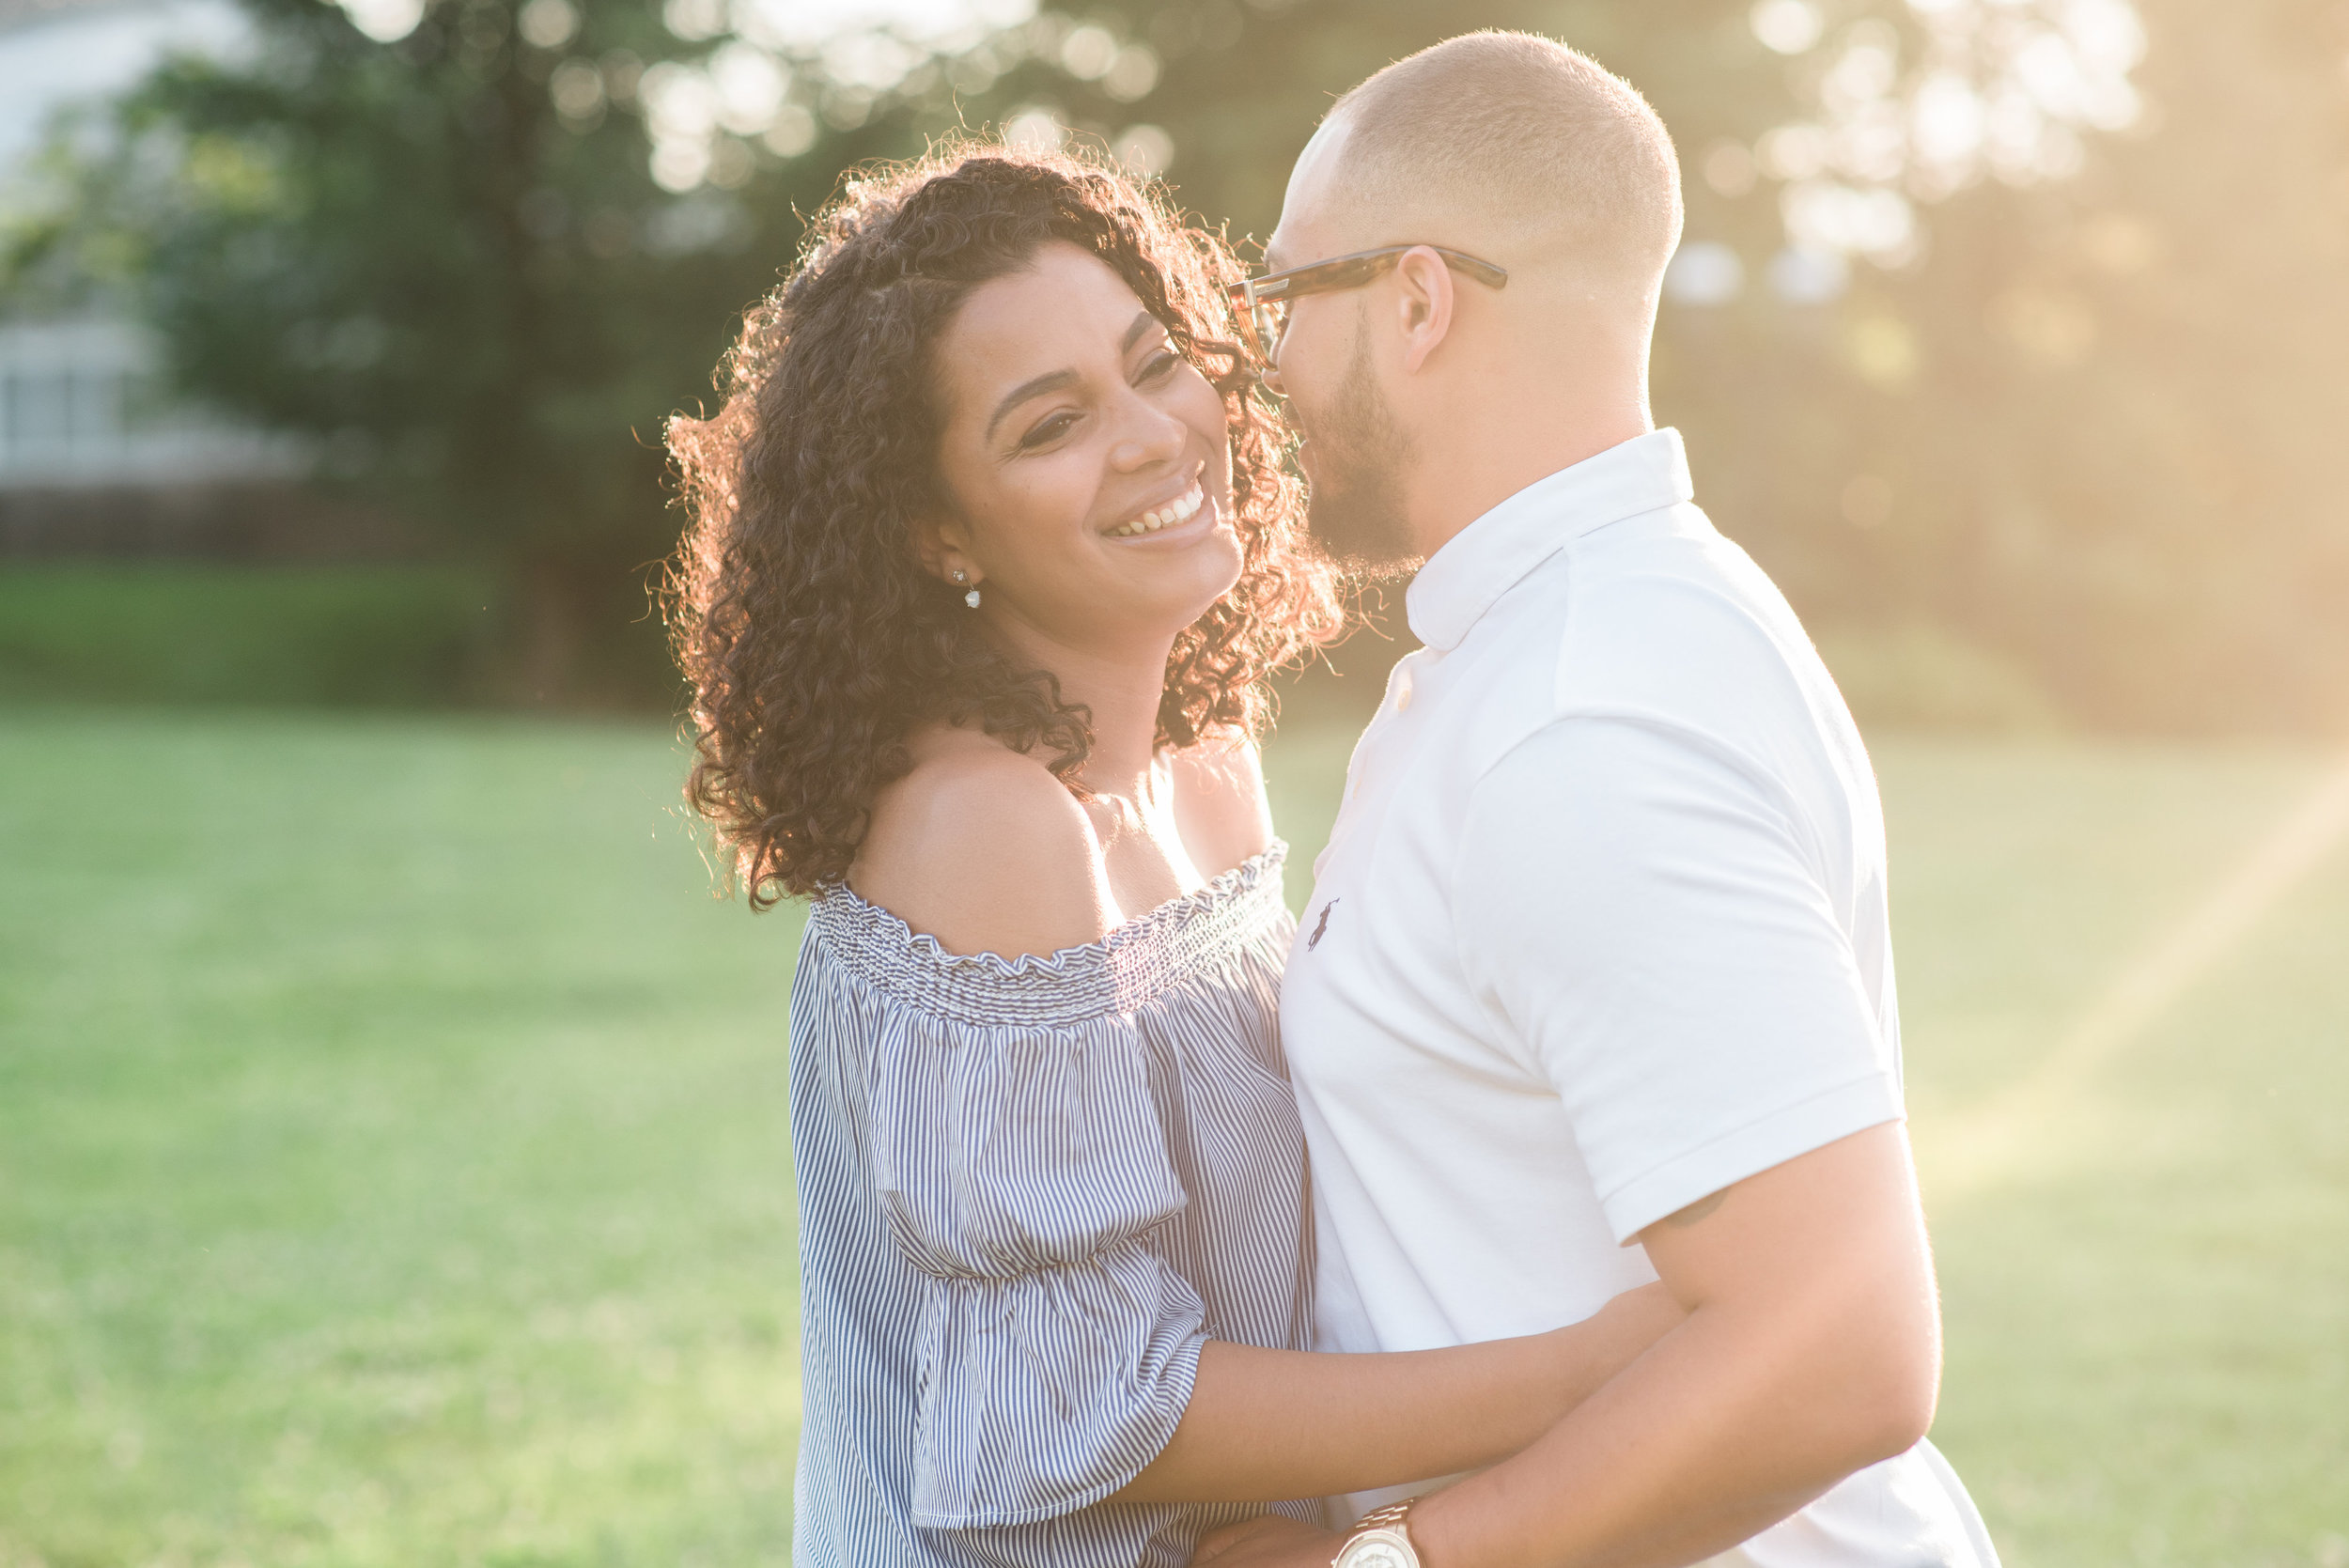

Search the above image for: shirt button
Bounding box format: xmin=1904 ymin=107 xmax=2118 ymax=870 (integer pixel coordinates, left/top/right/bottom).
xmin=1394 ymin=667 xmax=1414 ymax=712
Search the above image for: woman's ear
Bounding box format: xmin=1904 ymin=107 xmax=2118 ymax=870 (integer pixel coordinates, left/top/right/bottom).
xmin=914 ymin=513 xmax=980 ymax=588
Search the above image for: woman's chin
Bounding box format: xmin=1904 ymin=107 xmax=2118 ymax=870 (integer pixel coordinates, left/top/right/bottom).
xmin=1117 ymin=555 xmax=1247 ymax=647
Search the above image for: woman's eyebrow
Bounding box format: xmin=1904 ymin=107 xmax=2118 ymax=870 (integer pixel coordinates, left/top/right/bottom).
xmin=986 ymin=370 xmax=1078 ymax=442
xmin=983 ymin=313 xmax=1162 ymax=442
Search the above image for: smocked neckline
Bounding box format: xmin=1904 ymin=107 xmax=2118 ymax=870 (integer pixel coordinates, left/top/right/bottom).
xmin=805 ymin=841 xmax=1289 ymax=1026
xmin=826 ymin=840 xmax=1284 ymax=972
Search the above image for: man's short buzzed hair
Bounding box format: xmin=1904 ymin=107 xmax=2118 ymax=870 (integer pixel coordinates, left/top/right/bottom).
xmin=1322 ymin=31 xmax=1684 ymax=292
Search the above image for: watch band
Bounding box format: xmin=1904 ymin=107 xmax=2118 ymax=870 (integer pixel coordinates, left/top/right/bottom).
xmin=1330 ymin=1498 xmax=1422 ymax=1568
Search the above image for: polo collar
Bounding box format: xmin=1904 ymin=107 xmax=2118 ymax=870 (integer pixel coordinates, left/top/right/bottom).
xmin=1405 ymin=427 xmax=1695 ymax=652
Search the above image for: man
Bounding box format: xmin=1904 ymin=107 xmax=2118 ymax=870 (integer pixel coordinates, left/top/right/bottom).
xmin=1209 ymin=31 xmax=2001 ymax=1568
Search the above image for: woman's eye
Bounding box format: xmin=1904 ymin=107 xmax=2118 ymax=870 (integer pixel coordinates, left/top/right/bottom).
xmin=1019 ymin=412 xmax=1078 ymax=449
xmin=1140 ymin=349 xmax=1180 ymax=381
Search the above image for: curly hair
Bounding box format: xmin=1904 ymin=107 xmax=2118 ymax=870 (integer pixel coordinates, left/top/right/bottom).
xmin=664 ymin=142 xmax=1346 ymax=908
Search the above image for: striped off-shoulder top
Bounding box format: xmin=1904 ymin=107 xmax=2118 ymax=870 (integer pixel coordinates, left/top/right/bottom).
xmin=784 ymin=842 xmax=1318 ymax=1568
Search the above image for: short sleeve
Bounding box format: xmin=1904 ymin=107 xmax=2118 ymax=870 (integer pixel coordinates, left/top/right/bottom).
xmin=1455 ymin=717 xmax=1903 ymax=1242
xmin=866 ymin=1010 xmax=1207 ymax=1529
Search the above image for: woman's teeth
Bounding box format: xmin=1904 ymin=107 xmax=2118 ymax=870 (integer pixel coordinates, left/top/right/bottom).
xmin=1107 ymin=482 xmax=1206 ymax=538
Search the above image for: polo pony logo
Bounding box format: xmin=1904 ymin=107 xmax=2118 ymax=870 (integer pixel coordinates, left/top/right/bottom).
xmin=1307 ymin=899 xmax=1339 ymax=951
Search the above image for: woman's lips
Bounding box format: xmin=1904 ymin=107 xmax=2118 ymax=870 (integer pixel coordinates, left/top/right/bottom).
xmin=1105 ymin=477 xmax=1206 ymax=538
xmin=1104 ymin=488 xmax=1223 ymax=548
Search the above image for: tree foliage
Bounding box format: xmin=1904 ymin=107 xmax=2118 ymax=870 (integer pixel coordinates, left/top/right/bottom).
xmin=9 ymin=0 xmax=2345 ymax=727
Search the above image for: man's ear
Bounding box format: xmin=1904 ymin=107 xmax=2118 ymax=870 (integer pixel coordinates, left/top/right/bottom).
xmin=1391 ymin=245 xmax=1457 ymax=375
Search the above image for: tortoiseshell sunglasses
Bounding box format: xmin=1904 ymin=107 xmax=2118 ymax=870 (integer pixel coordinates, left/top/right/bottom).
xmin=1227 ymin=244 xmax=1509 ymax=360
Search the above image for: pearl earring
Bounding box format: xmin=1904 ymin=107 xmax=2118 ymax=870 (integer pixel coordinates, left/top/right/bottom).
xmin=951 ymin=568 xmax=980 ymax=609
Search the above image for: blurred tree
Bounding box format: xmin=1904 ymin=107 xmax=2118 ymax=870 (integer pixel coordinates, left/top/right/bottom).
xmin=12 ymin=0 xmax=2341 ymax=730
xmin=1636 ymin=0 xmax=2345 ymax=735
xmin=1863 ymin=0 xmax=2349 ymax=733
xmin=2 ymin=0 xmax=1010 ymax=700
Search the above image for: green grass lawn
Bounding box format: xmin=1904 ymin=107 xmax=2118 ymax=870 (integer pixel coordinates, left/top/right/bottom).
xmin=2 ymin=711 xmax=2344 ymax=1568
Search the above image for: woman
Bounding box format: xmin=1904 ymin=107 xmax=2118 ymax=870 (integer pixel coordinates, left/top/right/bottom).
xmin=665 ymin=145 xmax=1672 ymax=1566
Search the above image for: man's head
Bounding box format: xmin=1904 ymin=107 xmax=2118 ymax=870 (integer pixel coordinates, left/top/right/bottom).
xmin=1265 ymin=32 xmax=1684 ymax=566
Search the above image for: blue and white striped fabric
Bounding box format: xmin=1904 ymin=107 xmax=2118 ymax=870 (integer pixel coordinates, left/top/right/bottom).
xmin=786 ymin=843 xmax=1318 ymax=1567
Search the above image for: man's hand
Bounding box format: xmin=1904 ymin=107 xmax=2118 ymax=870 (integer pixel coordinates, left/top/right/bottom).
xmin=1192 ymin=1514 xmax=1342 ymax=1568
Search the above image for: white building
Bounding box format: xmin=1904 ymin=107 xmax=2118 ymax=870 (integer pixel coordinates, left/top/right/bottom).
xmin=0 ymin=0 xmax=301 ymax=505
xmin=0 ymin=318 xmax=304 ymax=489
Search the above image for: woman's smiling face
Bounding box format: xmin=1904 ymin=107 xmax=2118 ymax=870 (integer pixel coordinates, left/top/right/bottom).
xmin=926 ymin=241 xmax=1242 ymax=661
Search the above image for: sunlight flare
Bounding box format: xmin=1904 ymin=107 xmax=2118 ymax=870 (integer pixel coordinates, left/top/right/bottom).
xmin=1926 ymin=746 xmax=2349 ymax=1197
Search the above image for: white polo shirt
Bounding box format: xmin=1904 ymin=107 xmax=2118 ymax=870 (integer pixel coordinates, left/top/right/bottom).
xmin=1279 ymin=429 xmax=1998 ymax=1566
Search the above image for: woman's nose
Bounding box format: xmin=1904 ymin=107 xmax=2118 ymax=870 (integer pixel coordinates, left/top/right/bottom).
xmin=1108 ymin=397 xmax=1190 ymax=470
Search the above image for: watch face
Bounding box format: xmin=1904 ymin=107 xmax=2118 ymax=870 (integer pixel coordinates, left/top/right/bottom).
xmin=1337 ymin=1530 xmax=1415 ymax=1568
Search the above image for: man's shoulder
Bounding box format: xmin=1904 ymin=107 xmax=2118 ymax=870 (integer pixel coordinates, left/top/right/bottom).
xmin=1448 ymin=507 xmax=1866 ymax=818
xmin=1540 ymin=509 xmax=1840 ymax=736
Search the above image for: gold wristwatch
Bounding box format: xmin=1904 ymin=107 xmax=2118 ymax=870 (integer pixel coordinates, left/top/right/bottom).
xmin=1330 ymin=1499 xmax=1422 ymax=1568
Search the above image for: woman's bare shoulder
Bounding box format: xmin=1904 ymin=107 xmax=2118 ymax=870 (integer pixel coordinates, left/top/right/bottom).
xmin=851 ymin=727 xmax=1116 ymax=958
xmin=1168 ymin=727 xmax=1274 ymax=877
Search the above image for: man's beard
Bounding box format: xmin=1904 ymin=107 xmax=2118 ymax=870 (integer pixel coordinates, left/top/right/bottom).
xmin=1297 ymin=320 xmax=1418 ymax=575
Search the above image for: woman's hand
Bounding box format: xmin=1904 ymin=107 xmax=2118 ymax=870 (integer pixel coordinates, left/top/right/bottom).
xmin=1561 ymin=1280 xmax=1687 ymax=1385
xmin=1193 ymin=1515 xmax=1343 ymax=1568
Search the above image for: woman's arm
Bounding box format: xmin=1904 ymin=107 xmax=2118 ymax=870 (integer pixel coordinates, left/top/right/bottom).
xmin=1115 ymin=1281 xmax=1684 ymax=1503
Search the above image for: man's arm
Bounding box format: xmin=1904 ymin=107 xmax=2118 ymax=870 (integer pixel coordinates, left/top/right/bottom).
xmin=1408 ymin=1120 xmax=1939 ymax=1567
xmin=1431 ymin=711 xmax=1933 ymax=1564
xmin=1189 ymin=706 xmax=1939 ymax=1567
xmin=1199 ymin=1122 xmax=1939 ymax=1568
